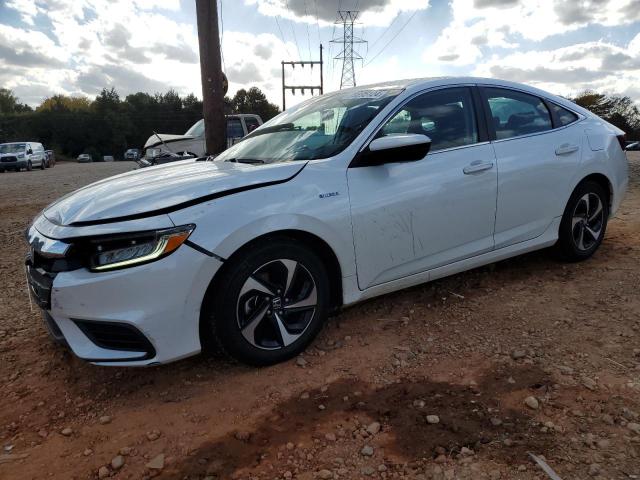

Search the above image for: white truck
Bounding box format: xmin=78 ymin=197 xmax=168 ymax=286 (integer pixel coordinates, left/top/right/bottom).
xmin=143 ymin=114 xmax=263 ymax=160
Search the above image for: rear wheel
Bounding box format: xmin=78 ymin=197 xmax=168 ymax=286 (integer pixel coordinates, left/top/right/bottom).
xmin=557 ymin=181 xmax=608 ymax=261
xmin=203 ymin=239 xmax=330 ymax=365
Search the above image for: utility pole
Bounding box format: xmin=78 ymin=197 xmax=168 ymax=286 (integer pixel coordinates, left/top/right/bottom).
xmin=331 ymin=11 xmax=366 ymax=89
xmin=281 ymin=44 xmax=324 ymax=111
xmin=195 ymin=0 xmax=226 ymax=155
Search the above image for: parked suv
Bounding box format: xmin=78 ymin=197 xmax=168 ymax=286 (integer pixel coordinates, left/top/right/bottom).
xmin=26 ymin=78 xmax=628 ymax=367
xmin=143 ymin=114 xmax=263 ymax=159
xmin=0 ymin=142 xmax=46 ymax=171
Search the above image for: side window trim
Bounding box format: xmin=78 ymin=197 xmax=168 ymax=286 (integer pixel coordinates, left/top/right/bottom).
xmin=355 ymin=84 xmax=487 ymax=157
xmin=543 ymin=98 xmax=560 ymax=129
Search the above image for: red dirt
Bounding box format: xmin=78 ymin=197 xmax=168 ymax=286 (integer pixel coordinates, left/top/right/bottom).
xmin=1 ymin=157 xmax=639 ymax=480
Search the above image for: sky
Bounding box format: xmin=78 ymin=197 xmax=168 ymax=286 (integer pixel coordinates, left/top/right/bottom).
xmin=0 ymin=0 xmax=639 ymax=110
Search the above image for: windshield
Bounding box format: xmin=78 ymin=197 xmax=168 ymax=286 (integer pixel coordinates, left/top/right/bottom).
xmin=215 ymin=88 xmax=402 ymax=163
xmin=185 ymin=119 xmax=205 ymax=137
xmin=0 ymin=143 xmax=26 ymax=154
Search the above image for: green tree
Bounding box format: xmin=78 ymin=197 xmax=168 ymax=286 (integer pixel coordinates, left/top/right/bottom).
xmin=37 ymin=95 xmax=91 ymax=112
xmin=0 ymin=88 xmax=32 ymax=114
xmin=231 ymin=87 xmax=280 ymax=121
xmin=573 ymin=91 xmax=640 ymax=138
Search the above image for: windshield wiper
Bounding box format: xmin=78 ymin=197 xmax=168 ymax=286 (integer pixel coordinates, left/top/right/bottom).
xmin=226 ymin=158 xmax=265 ymax=164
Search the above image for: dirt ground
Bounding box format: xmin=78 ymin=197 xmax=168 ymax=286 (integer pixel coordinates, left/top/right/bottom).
xmin=1 ymin=156 xmax=639 ymax=480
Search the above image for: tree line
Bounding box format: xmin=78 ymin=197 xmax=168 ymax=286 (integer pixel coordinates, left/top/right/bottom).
xmin=0 ymin=87 xmax=280 ymax=159
xmin=0 ymin=87 xmax=638 ymax=160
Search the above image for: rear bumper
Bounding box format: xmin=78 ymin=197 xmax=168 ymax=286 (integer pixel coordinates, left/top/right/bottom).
xmin=40 ymin=244 xmax=222 ymax=366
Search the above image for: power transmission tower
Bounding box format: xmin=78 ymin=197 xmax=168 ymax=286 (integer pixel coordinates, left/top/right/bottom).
xmin=331 ymin=11 xmax=366 ymax=89
xmin=281 ymin=44 xmax=324 ymax=111
xmin=195 ymin=0 xmax=226 ymax=155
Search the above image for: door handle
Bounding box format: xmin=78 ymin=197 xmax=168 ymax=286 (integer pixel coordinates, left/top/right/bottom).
xmin=463 ymin=161 xmax=494 ymax=174
xmin=555 ymin=144 xmax=579 ymax=156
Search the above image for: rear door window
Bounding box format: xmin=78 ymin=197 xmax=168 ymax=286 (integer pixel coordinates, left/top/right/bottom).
xmin=484 ymin=88 xmax=552 ymax=140
xmin=549 ymin=103 xmax=579 ymax=127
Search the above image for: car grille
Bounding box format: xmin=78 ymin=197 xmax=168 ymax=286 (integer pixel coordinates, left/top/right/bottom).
xmin=72 ymin=320 xmax=156 ymax=358
xmin=1 ymin=156 xmax=17 ymax=162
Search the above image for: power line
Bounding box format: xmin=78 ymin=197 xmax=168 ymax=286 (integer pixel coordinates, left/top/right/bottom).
xmin=303 ymin=0 xmax=312 ymax=59
xmin=366 ymin=11 xmax=400 ymax=54
xmin=284 ymin=0 xmax=302 ymax=59
xmin=364 ymin=10 xmax=418 ymax=67
xmin=274 ymin=15 xmax=292 ymax=58
xmin=313 ymin=0 xmax=321 ymax=46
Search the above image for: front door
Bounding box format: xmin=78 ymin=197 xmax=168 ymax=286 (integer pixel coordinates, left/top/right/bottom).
xmin=347 ymin=87 xmax=498 ymax=290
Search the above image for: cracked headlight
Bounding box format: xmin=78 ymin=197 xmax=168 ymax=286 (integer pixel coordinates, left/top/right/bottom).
xmin=90 ymin=225 xmax=195 ymax=271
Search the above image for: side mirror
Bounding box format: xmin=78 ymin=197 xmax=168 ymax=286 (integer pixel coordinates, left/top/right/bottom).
xmin=352 ymin=134 xmax=431 ymax=167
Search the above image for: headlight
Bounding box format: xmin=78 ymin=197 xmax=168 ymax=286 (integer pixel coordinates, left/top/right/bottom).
xmin=17 ymin=153 xmax=25 ymax=158
xmin=90 ymin=225 xmax=195 ymax=271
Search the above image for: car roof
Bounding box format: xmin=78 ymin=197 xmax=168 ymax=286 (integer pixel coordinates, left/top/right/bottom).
xmin=339 ymin=76 xmax=589 ymax=116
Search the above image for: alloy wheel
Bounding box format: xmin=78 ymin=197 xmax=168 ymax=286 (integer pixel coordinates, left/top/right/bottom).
xmin=571 ymin=192 xmax=604 ymax=251
xmin=236 ymin=259 xmax=318 ymax=350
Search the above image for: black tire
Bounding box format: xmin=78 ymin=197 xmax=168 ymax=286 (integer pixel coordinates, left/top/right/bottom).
xmin=203 ymin=239 xmax=330 ymax=366
xmin=40 ymin=160 xmax=45 ymax=170
xmin=26 ymin=161 xmax=32 ymax=171
xmin=557 ymin=181 xmax=609 ymax=261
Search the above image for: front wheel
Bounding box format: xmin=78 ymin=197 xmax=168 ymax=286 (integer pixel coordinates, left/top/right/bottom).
xmin=40 ymin=160 xmax=45 ymax=170
xmin=203 ymin=239 xmax=330 ymax=365
xmin=557 ymin=181 xmax=609 ymax=261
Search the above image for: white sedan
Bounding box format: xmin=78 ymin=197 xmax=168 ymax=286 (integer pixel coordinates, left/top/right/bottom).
xmin=26 ymin=77 xmax=628 ymax=366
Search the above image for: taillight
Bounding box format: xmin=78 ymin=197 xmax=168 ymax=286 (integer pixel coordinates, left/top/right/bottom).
xmin=617 ymin=134 xmax=626 ymax=151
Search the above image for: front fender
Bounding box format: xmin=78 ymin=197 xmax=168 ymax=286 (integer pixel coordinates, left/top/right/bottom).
xmin=167 ymin=162 xmax=356 ymax=278
xmin=212 ymin=213 xmax=355 ymax=276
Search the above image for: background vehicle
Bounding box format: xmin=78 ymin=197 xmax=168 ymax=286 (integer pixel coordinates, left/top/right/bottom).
xmin=44 ymin=150 xmax=55 ymax=168
xmin=103 ymin=155 xmax=115 ymax=162
xmin=143 ymin=114 xmax=262 ymax=160
xmin=124 ymin=149 xmax=141 ymax=161
xmin=77 ymin=153 xmax=92 ymax=163
xmin=626 ymin=141 xmax=639 ymax=151
xmin=26 ymin=78 xmax=628 ymax=367
xmin=0 ymin=142 xmax=46 ymax=172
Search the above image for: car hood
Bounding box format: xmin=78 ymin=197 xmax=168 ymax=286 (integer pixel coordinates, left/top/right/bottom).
xmin=144 ymin=133 xmax=193 ymax=149
xmin=43 ymin=159 xmax=307 ymax=226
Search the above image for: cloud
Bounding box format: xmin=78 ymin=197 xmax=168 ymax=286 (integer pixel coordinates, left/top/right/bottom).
xmin=443 ymin=0 xmax=640 ymax=44
xmin=0 ymin=24 xmax=68 ymax=68
xmin=75 ymin=64 xmax=175 ymax=95
xmin=227 ymin=62 xmax=264 ymax=83
xmin=254 ymin=44 xmax=273 ymax=60
xmin=150 ymin=43 xmax=199 ymax=63
xmin=472 ymin=37 xmax=640 ymax=103
xmin=246 ymin=0 xmax=430 ymax=27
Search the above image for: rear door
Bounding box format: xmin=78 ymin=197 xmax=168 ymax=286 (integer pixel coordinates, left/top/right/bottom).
xmin=480 ymin=86 xmax=582 ymax=248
